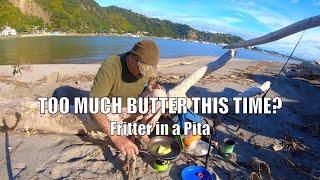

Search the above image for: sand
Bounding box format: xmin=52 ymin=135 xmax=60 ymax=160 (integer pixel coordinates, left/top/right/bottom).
xmin=0 ymin=56 xmax=320 ymax=179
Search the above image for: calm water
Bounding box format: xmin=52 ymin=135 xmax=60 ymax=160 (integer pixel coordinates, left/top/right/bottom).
xmin=0 ymin=36 xmax=287 ymax=65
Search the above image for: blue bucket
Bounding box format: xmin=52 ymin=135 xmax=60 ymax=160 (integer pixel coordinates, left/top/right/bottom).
xmin=181 ymin=166 xmax=214 ymax=180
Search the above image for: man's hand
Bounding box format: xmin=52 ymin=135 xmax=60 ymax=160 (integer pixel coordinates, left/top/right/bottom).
xmin=110 ymin=135 xmax=139 ymax=156
xmin=149 ymin=83 xmax=165 ymax=92
xmin=147 ymin=78 xmax=165 ymax=91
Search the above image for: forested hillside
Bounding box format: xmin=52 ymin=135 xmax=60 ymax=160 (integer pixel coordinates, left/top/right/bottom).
xmin=105 ymin=6 xmax=243 ymax=44
xmin=0 ymin=0 xmax=44 ymax=32
xmin=1 ymin=0 xmax=244 ymax=44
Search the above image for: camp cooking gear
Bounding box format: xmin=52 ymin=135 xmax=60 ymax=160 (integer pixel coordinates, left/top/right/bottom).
xmin=147 ymin=136 xmax=181 ymax=172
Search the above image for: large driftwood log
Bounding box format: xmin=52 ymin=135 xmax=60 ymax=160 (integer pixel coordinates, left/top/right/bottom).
xmin=227 ymin=81 xmax=271 ymax=107
xmin=224 ymin=15 xmax=320 ymax=49
xmin=237 ymin=81 xmax=271 ymax=98
xmin=0 ymin=98 xmax=99 ymax=134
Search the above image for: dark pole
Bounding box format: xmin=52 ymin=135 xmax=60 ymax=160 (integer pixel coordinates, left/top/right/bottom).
xmin=205 ymin=131 xmax=213 ymax=169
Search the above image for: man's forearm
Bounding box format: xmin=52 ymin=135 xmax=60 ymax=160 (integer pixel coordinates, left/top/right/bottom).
xmin=90 ymin=112 xmax=137 ymax=154
xmin=90 ymin=112 xmax=112 ymax=136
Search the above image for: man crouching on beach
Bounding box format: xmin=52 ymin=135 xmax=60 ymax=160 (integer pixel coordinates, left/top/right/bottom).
xmin=89 ymin=40 xmax=164 ymax=156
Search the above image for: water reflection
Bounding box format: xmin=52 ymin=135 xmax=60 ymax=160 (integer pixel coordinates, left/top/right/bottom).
xmin=0 ymin=36 xmax=287 ymax=65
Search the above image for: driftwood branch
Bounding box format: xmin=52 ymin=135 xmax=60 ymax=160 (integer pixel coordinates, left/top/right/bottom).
xmin=228 ymin=81 xmax=271 ymax=109
xmin=237 ymin=81 xmax=271 ymax=98
xmin=224 ymin=15 xmax=320 ymax=49
xmin=167 ymin=49 xmax=236 ymax=97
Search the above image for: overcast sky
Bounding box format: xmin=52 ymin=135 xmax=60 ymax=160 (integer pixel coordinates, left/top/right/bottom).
xmin=96 ymin=0 xmax=320 ymax=60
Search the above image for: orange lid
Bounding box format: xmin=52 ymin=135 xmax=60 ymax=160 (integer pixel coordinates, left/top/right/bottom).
xmin=184 ymin=135 xmax=201 ymax=146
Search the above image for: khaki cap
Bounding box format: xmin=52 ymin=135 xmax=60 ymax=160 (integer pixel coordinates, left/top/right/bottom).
xmin=131 ymin=40 xmax=159 ymax=77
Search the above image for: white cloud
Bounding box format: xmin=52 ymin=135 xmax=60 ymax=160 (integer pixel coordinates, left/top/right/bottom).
xmin=313 ymin=0 xmax=320 ymax=6
xmin=137 ymin=9 xmax=246 ymax=35
xmin=261 ymin=29 xmax=320 ymax=60
xmin=232 ymin=6 xmax=292 ymax=30
xmin=223 ymin=1 xmax=320 ymax=60
xmin=173 ymin=16 xmax=246 ymax=35
xmin=223 ymin=17 xmax=243 ymax=24
xmin=182 ymin=16 xmax=242 ymax=27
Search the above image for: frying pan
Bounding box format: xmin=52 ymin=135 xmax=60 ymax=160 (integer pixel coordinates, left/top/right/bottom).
xmin=147 ymin=136 xmax=181 ymax=160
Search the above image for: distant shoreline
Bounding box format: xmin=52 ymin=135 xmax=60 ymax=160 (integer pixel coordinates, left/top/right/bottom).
xmin=0 ymin=33 xmax=221 ymax=45
xmin=0 ymin=34 xmax=305 ymax=64
xmin=0 ymin=33 xmax=151 ymax=40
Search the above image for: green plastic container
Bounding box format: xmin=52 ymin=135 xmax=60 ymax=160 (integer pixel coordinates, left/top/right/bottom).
xmin=153 ymin=160 xmax=170 ymax=172
xmin=221 ymin=138 xmax=235 ymax=154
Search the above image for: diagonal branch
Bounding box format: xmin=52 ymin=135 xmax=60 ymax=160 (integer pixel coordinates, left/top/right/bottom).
xmin=224 ymin=15 xmax=320 ymax=49
xmin=168 ymin=49 xmax=236 ymax=97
